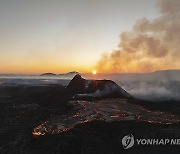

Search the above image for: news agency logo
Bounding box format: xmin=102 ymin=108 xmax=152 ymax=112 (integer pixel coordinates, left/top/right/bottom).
xmin=122 ymin=134 xmax=180 ymax=149
xmin=122 ymin=134 xmax=135 ymax=149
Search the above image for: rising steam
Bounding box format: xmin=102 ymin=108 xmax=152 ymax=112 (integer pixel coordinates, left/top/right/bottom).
xmin=96 ymin=0 xmax=180 ymax=73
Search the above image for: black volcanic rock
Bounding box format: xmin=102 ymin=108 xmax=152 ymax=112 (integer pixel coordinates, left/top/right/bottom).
xmin=64 ymin=74 xmax=132 ymax=99
xmin=65 ymin=74 xmax=86 ymax=95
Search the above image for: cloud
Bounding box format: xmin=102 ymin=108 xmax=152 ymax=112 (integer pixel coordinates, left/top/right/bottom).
xmin=96 ymin=0 xmax=180 ymax=73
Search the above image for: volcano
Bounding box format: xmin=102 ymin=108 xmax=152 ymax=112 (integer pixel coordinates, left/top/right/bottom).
xmin=32 ymin=76 xmax=179 ymax=137
xmin=64 ymin=74 xmax=132 ymax=99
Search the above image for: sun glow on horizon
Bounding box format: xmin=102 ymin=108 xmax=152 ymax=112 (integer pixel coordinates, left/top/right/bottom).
xmin=92 ymin=70 xmax=97 ymax=75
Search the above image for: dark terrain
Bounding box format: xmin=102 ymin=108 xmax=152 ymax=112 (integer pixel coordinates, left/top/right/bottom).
xmin=0 ymin=76 xmax=180 ymax=154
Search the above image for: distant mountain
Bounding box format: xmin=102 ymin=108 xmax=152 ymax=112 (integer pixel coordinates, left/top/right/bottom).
xmin=58 ymin=71 xmax=79 ymax=78
xmin=59 ymin=71 xmax=79 ymax=75
xmin=153 ymin=69 xmax=180 ymax=76
xmin=40 ymin=73 xmax=57 ymax=76
xmin=40 ymin=71 xmax=79 ymax=78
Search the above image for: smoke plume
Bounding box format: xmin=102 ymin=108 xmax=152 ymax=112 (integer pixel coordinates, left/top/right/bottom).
xmin=96 ymin=0 xmax=180 ymax=73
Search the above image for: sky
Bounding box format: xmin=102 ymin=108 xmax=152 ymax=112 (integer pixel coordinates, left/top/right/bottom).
xmin=1 ymin=0 xmax=178 ymax=74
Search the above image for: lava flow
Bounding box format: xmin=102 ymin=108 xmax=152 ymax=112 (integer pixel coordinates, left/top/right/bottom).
xmin=33 ymin=98 xmax=179 ymax=136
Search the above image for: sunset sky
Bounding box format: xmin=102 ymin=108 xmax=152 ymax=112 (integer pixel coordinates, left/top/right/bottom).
xmin=0 ymin=0 xmax=179 ymax=74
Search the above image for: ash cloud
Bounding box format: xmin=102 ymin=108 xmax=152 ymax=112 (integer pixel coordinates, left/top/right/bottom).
xmin=96 ymin=0 xmax=180 ymax=73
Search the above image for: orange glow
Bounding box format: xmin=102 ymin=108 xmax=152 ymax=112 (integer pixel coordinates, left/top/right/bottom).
xmin=0 ymin=61 xmax=95 ymax=74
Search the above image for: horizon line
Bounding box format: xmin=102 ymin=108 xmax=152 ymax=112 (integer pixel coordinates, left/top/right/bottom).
xmin=0 ymin=69 xmax=180 ymax=76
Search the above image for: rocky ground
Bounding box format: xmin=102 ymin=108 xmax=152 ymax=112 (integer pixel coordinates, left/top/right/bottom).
xmin=0 ymin=85 xmax=180 ymax=154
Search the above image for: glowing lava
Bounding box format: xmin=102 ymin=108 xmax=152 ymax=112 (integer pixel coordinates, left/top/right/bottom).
xmin=32 ymin=99 xmax=179 ymax=136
